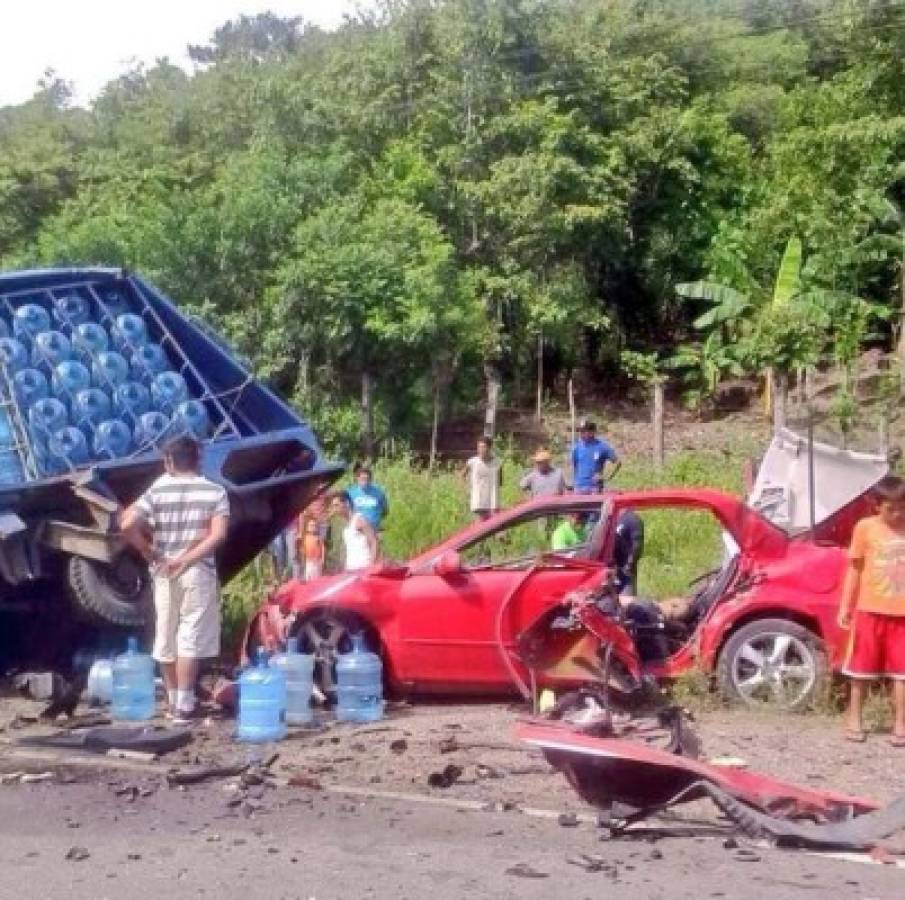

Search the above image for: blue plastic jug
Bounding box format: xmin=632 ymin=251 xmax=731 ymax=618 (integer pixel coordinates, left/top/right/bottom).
xmin=12 ymin=368 xmax=49 ymax=410
xmin=51 ymin=360 xmax=92 ymax=399
xmin=0 ymin=318 xmax=9 ymax=340
xmin=112 ymin=313 xmax=148 ymax=351
xmin=172 ymin=399 xmax=211 ymax=440
xmin=94 ymin=419 xmax=132 ymax=459
xmin=0 ymin=337 xmax=29 ymax=375
xmin=28 ymin=397 xmax=68 ymax=448
xmin=53 ymin=291 xmax=92 ymax=327
xmin=0 ymin=408 xmax=24 ymax=484
xmin=71 ymin=387 xmax=112 ymax=433
xmin=91 ymin=350 xmax=129 ymax=389
xmin=71 ymin=322 xmax=109 ymax=361
xmin=336 ymin=633 xmax=383 ymax=723
xmin=111 ymin=637 xmax=155 ymax=721
xmin=31 ymin=330 xmax=71 ymax=371
xmin=130 ymin=343 xmax=170 ymax=382
xmin=134 ymin=411 xmax=171 ymax=449
xmin=237 ymin=648 xmax=287 ymax=743
xmin=113 ymin=381 xmax=151 ymax=419
xmin=48 ymin=426 xmax=90 ymax=469
xmin=13 ymin=304 xmax=51 ymax=343
xmin=150 ymin=371 xmax=189 ymax=414
xmin=97 ymin=287 xmax=130 ymax=319
xmin=271 ymin=637 xmax=315 ymax=726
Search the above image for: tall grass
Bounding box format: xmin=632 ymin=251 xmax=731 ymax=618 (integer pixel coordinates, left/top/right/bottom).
xmin=221 ymin=449 xmax=747 ymax=649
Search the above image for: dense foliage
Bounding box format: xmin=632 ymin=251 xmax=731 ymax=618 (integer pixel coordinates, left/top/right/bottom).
xmin=2 ymin=1 xmax=904 ymax=452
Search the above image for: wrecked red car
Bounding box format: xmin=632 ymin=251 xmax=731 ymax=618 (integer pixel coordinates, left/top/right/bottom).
xmin=245 ymin=478 xmax=872 ymax=711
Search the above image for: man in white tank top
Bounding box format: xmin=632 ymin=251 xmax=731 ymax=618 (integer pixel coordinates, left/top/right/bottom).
xmin=332 ymin=491 xmax=378 ymax=572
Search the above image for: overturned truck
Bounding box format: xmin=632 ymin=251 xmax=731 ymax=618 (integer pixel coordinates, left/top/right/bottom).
xmin=0 ymin=267 xmax=340 ymax=636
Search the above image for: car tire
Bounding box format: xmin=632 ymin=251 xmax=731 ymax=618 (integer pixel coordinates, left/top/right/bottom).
xmin=67 ymin=553 xmax=152 ymax=629
xmin=717 ymin=617 xmax=827 ymax=712
xmin=293 ymin=610 xmax=379 ymax=704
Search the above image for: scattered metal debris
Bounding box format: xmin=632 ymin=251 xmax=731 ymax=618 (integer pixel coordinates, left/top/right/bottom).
xmin=505 ymin=863 xmax=549 ymax=879
xmin=65 ymin=846 xmax=90 ymax=862
xmin=427 ymin=764 xmax=463 ymax=789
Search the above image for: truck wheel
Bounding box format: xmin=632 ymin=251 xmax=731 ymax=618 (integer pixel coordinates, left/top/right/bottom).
xmin=67 ymin=553 xmax=151 ymax=629
xmin=717 ymin=618 xmax=827 ymax=712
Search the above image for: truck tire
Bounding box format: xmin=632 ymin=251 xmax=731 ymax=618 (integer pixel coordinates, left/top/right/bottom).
xmin=67 ymin=553 xmax=151 ymax=629
xmin=717 ymin=617 xmax=827 ymax=712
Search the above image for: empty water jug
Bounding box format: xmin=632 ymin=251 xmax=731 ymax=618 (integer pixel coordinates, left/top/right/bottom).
xmin=48 ymin=426 xmax=89 ymax=469
xmin=113 ymin=381 xmax=151 ymax=419
xmin=53 ymin=291 xmax=92 ymax=327
xmin=71 ymin=322 xmax=109 ymax=361
xmin=151 ymin=371 xmax=189 ymax=413
xmin=29 ymin=397 xmax=68 ymax=448
xmin=112 ymin=313 xmax=148 ymax=351
xmin=12 ymin=368 xmax=49 ymax=410
xmin=336 ymin=633 xmax=383 ymax=723
xmin=71 ymin=387 xmax=112 ymax=432
xmin=0 ymin=409 xmax=24 ymax=485
xmin=134 ymin=411 xmax=171 ymax=449
xmin=97 ymin=286 xmax=130 ymax=319
xmin=271 ymin=637 xmax=315 ymax=725
xmin=86 ymin=659 xmax=113 ymax=705
xmin=13 ymin=304 xmax=51 ymax=343
xmin=31 ymin=330 xmax=71 ymax=372
xmin=237 ymin=648 xmax=287 ymax=743
xmin=52 ymin=359 xmax=91 ymax=398
xmin=94 ymin=419 xmax=132 ymax=459
xmin=111 ymin=637 xmax=155 ymax=721
xmin=172 ymin=399 xmax=210 ymax=440
xmin=91 ymin=350 xmax=129 ymax=388
xmin=0 ymin=318 xmax=9 ymax=339
xmin=130 ymin=343 xmax=169 ymax=381
xmin=0 ymin=337 xmax=29 ymax=374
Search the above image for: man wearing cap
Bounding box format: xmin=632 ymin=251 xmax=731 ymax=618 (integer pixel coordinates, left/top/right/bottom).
xmin=571 ymin=419 xmax=620 ymax=493
xmin=519 ymin=448 xmax=567 ymax=499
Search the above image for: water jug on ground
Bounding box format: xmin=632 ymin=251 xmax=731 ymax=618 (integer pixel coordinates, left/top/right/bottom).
xmin=271 ymin=637 xmax=315 ymax=725
xmin=336 ymin=633 xmax=383 ymax=723
xmin=237 ymin=648 xmax=287 ymax=742
xmin=111 ymin=637 xmax=155 ymax=721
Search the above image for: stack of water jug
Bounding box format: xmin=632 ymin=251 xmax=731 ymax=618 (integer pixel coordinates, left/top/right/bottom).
xmin=237 ymin=633 xmax=384 ymax=743
xmin=0 ymin=286 xmax=213 ymax=484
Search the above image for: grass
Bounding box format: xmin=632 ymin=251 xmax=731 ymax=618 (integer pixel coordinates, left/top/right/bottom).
xmin=221 ymin=449 xmax=746 ymax=649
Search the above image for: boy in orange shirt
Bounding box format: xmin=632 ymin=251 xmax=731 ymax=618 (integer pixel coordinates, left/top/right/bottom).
xmin=838 ymin=475 xmax=905 ymax=744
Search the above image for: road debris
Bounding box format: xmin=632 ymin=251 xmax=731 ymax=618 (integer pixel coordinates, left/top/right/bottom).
xmin=65 ymin=846 xmax=90 ymax=861
xmin=427 ymin=764 xmax=463 ymax=789
xmin=389 ymin=739 xmax=408 ymax=754
xmin=505 ymin=863 xmax=549 ymax=878
xmin=166 ymin=763 xmax=248 ymax=786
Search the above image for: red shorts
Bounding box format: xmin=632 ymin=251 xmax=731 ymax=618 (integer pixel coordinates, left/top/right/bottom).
xmin=843 ymin=611 xmax=905 ymax=680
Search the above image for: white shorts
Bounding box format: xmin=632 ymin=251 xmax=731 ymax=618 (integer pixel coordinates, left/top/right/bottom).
xmin=304 ymin=560 xmax=322 ymax=582
xmin=152 ymin=565 xmax=221 ymax=662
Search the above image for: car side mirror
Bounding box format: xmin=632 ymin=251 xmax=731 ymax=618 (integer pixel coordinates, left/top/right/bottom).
xmin=434 ymin=550 xmax=463 ymax=578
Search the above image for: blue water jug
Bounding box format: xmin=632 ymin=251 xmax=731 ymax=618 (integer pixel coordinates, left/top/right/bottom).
xmin=0 ymin=409 xmax=24 ymax=485
xmin=93 ymin=419 xmax=132 ymax=459
xmin=130 ymin=343 xmax=169 ymax=381
xmin=91 ymin=350 xmax=129 ymax=389
xmin=134 ymin=411 xmax=171 ymax=449
xmin=52 ymin=359 xmax=91 ymax=398
xmin=48 ymin=426 xmax=89 ymax=469
xmin=111 ymin=637 xmax=155 ymax=721
xmin=237 ymin=648 xmax=287 ymax=743
xmin=71 ymin=387 xmax=112 ymax=432
xmin=0 ymin=337 xmax=29 ymax=375
xmin=29 ymin=397 xmax=68 ymax=449
xmin=31 ymin=330 xmax=72 ymax=372
xmin=71 ymin=322 xmax=109 ymax=361
xmin=97 ymin=286 xmax=130 ymax=319
xmin=113 ymin=381 xmax=151 ymax=419
xmin=172 ymin=399 xmax=210 ymax=440
xmin=12 ymin=368 xmax=49 ymax=410
xmin=13 ymin=304 xmax=51 ymax=343
xmin=335 ymin=633 xmax=383 ymax=723
xmin=271 ymin=637 xmax=315 ymax=726
xmin=0 ymin=318 xmax=9 ymax=340
xmin=53 ymin=291 xmax=92 ymax=327
xmin=151 ymin=371 xmax=189 ymax=414
xmin=112 ymin=313 xmax=148 ymax=351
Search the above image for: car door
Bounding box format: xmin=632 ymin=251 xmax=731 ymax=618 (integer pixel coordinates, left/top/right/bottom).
xmin=396 ymin=510 xmax=602 ymax=693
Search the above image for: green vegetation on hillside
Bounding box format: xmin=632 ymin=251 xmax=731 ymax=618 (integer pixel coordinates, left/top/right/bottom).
xmin=2 ymin=1 xmax=904 ymax=454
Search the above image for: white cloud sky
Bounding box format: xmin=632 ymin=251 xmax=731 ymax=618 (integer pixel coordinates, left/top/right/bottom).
xmin=0 ymin=1 xmax=365 ymax=107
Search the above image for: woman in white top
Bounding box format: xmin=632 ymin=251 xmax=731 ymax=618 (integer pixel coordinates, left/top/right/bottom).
xmin=332 ymin=491 xmax=378 ymax=571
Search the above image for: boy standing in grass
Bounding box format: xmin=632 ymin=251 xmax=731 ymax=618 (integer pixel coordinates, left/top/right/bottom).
xmin=838 ymin=475 xmax=905 ymax=745
xmin=464 ymin=435 xmax=503 ymax=521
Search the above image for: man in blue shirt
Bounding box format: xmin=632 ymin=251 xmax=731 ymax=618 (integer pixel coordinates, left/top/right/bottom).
xmin=571 ymin=419 xmax=620 ymax=493
xmin=347 ymin=464 xmax=389 ymax=531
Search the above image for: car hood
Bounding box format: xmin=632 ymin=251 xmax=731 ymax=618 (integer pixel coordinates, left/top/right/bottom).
xmin=273 ymin=571 xmax=369 ymax=612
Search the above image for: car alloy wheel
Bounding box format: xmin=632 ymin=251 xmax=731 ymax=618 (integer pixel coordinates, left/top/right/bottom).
xmin=729 ymin=629 xmax=817 ymax=709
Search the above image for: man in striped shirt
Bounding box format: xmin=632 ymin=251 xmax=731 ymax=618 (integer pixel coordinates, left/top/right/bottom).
xmin=122 ymin=435 xmax=229 ymax=722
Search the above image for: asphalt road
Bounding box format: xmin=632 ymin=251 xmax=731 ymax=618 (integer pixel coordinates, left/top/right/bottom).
xmin=0 ymin=773 xmax=902 ymax=899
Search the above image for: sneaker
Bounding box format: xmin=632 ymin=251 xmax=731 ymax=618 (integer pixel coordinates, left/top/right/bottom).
xmin=171 ymin=705 xmax=203 ymax=725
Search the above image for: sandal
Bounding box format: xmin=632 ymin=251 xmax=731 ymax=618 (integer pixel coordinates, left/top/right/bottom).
xmin=844 ymin=729 xmax=867 ymax=743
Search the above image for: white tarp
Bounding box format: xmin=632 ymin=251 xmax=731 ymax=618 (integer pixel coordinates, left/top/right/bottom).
xmin=748 ymin=428 xmax=888 ymax=531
